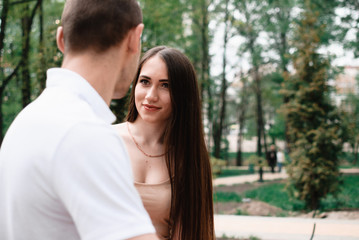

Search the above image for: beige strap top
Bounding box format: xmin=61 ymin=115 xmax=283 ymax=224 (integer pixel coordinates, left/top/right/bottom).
xmin=135 ymin=179 xmax=171 ymax=240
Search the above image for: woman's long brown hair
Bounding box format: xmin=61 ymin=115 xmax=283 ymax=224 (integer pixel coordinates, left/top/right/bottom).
xmin=126 ymin=46 xmax=214 ymax=240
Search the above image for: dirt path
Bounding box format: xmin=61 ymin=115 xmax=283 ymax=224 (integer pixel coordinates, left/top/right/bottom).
xmin=214 ymin=179 xmax=359 ymax=220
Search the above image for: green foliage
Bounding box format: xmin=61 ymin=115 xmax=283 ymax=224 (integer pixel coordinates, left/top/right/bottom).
xmin=339 ymin=152 xmax=359 ymax=167
xmin=1 ymin=0 xmax=358 ymax=160
xmin=1 ymin=1 xmax=64 ymax=136
xmin=264 ymin=0 xmax=294 ymax=71
xmin=3 ymin=80 xmax=22 ymax=132
xmin=235 ymin=208 xmax=249 ymax=216
xmin=244 ymin=183 xmax=305 ymax=211
xmin=339 ymin=90 xmax=359 ymax=165
xmin=281 ymin=1 xmax=343 ymax=210
xmin=217 ymin=234 xmax=261 ymax=240
xmin=216 ymin=168 xmax=254 ymax=178
xmin=138 ymin=0 xmax=186 ymax=51
xmin=320 ymin=175 xmax=359 ymax=210
xmin=214 ymin=175 xmax=359 ymax=212
xmin=230 ymin=152 xmax=257 ymax=162
xmin=211 ymin=157 xmax=227 ymax=178
xmin=338 ymin=0 xmax=359 ymax=57
xmin=214 ymin=191 xmax=242 ymax=203
xmin=245 ymin=155 xmax=267 ymax=168
xmin=261 ymin=72 xmax=287 ymax=141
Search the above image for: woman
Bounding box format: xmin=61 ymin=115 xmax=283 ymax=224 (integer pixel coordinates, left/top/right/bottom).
xmin=114 ymin=46 xmax=214 ymax=239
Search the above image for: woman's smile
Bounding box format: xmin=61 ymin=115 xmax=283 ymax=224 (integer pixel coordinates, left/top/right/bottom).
xmin=143 ymin=104 xmax=161 ymax=111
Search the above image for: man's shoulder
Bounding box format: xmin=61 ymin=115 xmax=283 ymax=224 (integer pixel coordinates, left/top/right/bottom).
xmin=58 ymin=120 xmax=123 ymax=154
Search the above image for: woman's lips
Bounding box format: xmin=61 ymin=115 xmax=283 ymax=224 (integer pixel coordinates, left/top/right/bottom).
xmin=143 ymin=104 xmax=161 ymax=111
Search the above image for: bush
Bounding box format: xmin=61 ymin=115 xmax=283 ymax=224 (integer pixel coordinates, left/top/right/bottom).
xmin=320 ymin=175 xmax=359 ymax=210
xmin=211 ymin=157 xmax=227 ymax=178
xmin=245 ymin=155 xmax=267 ymax=168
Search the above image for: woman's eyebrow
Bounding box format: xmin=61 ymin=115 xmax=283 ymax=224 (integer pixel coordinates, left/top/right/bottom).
xmin=139 ymin=75 xmax=168 ymax=82
xmin=139 ymin=75 xmax=151 ymax=79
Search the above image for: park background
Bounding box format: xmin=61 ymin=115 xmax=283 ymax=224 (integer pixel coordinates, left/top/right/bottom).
xmin=1 ymin=0 xmax=359 ymax=239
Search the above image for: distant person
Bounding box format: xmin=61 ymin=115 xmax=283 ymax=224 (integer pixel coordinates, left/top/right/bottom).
xmin=267 ymin=144 xmax=277 ymax=173
xmin=277 ymin=148 xmax=285 ymax=172
xmin=114 ymin=46 xmax=215 ymax=239
xmin=0 ymin=0 xmax=159 ymax=239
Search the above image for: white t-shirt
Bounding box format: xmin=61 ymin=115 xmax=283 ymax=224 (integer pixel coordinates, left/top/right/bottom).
xmin=0 ymin=68 xmax=155 ymax=240
xmin=277 ymin=151 xmax=285 ymax=163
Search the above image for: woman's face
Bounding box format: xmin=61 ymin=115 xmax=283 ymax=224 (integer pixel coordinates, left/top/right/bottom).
xmin=135 ymin=55 xmax=172 ymax=124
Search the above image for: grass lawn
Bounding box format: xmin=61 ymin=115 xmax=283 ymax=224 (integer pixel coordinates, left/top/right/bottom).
xmin=215 ymin=174 xmax=359 ymax=212
xmin=216 ymin=168 xmax=254 ymax=178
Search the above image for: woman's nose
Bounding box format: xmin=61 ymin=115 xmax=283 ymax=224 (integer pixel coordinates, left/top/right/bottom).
xmin=145 ymin=86 xmax=158 ymax=101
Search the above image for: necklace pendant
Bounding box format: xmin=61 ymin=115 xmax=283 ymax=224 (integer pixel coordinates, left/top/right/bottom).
xmin=127 ymin=122 xmax=167 ymax=158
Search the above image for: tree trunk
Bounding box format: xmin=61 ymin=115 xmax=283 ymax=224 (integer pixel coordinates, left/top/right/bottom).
xmin=38 ymin=0 xmax=46 ymax=91
xmin=354 ymin=141 xmax=358 ymax=165
xmin=279 ymin=19 xmax=290 ymax=153
xmin=19 ymin=0 xmax=42 ymax=107
xmin=0 ymin=95 xmax=3 ymax=146
xmin=254 ymin=64 xmax=264 ymax=182
xmin=200 ymin=0 xmax=213 ymax=150
xmin=0 ymin=0 xmax=41 ymax=145
xmin=0 ymin=0 xmax=10 ymax=144
xmin=0 ymin=64 xmax=21 ymax=146
xmin=21 ymin=5 xmax=31 ymax=107
xmin=213 ymin=0 xmax=229 ymax=158
xmin=236 ymin=112 xmax=246 ymax=166
xmin=0 ymin=0 xmax=9 ymax=53
xmin=189 ymin=0 xmax=212 ymax=150
xmin=254 ymin=68 xmax=263 ymax=158
xmin=200 ymin=0 xmax=209 ymax=99
xmin=262 ymin=115 xmax=268 ymax=157
xmin=236 ymin=72 xmax=249 ymax=166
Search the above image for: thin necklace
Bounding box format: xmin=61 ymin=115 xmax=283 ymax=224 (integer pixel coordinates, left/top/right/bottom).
xmin=127 ymin=122 xmax=166 ymax=158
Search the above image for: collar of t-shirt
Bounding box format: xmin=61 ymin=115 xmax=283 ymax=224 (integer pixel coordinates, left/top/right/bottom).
xmin=46 ymin=68 xmax=116 ymax=124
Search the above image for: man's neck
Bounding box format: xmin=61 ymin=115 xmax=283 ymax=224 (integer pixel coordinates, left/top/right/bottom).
xmin=61 ymin=49 xmax=123 ymax=105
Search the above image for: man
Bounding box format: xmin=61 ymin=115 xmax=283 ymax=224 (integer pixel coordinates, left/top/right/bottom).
xmin=267 ymin=144 xmax=277 ymax=173
xmin=0 ymin=0 xmax=159 ymax=239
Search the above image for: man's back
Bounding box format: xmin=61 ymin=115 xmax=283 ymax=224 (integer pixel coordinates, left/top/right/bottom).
xmin=1 ymin=85 xmax=83 ymax=239
xmin=0 ymin=69 xmax=155 ymax=240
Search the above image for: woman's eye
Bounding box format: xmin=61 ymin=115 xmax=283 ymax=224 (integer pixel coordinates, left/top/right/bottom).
xmin=161 ymin=82 xmax=169 ymax=89
xmin=139 ymin=79 xmax=150 ymax=85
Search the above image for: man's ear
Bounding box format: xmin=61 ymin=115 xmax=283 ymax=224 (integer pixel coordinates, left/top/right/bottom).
xmin=56 ymin=26 xmax=65 ymax=53
xmin=127 ymin=23 xmax=144 ymax=54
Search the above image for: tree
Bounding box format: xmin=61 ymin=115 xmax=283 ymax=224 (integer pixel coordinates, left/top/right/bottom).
xmin=0 ymin=0 xmax=42 ymax=143
xmin=233 ymin=0 xmax=267 ymax=178
xmin=338 ymin=0 xmax=359 ymax=57
xmin=0 ymin=0 xmax=11 ymax=145
xmin=282 ymin=0 xmax=342 ymax=210
xmin=139 ymin=0 xmax=186 ymax=51
xmin=0 ymin=0 xmax=62 ymax=146
xmin=341 ymin=86 xmax=359 ymax=165
xmin=184 ymin=0 xmax=214 ymax=150
xmin=262 ymin=71 xmax=286 ymax=144
xmin=265 ymin=0 xmax=295 ymax=73
xmin=235 ymin=71 xmax=251 ymax=166
xmin=264 ymin=0 xmax=295 ymax=150
xmin=213 ymin=0 xmax=230 ymax=159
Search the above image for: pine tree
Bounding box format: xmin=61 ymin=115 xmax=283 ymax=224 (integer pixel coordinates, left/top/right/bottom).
xmin=281 ymin=0 xmax=342 ymax=211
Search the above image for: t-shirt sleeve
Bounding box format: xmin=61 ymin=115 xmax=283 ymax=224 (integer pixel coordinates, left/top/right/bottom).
xmin=52 ymin=122 xmax=155 ymax=240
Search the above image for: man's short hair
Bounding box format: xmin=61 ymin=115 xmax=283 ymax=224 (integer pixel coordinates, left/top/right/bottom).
xmin=61 ymin=0 xmax=142 ymax=53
